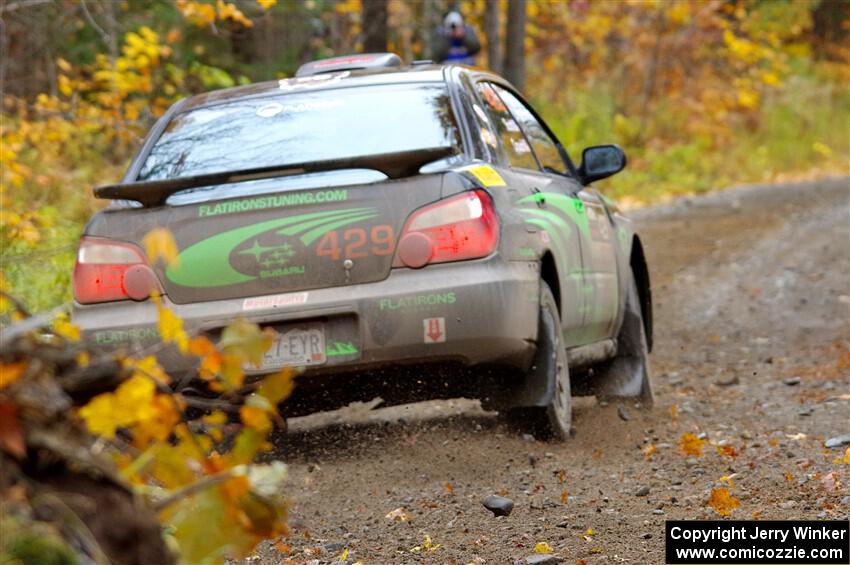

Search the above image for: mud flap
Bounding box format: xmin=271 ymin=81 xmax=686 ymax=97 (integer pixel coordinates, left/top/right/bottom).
xmin=485 ymin=287 xmax=559 ymax=409
xmin=590 ymin=277 xmax=654 ymax=404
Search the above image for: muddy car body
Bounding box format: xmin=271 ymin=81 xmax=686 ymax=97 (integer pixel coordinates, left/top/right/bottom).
xmin=73 ymin=54 xmax=653 ymax=438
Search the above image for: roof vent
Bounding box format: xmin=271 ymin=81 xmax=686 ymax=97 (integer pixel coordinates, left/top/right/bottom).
xmin=295 ymin=53 xmax=403 ymax=77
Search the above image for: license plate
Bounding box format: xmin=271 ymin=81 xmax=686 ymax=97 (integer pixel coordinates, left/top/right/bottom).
xmin=252 ymin=326 xmax=326 ymax=370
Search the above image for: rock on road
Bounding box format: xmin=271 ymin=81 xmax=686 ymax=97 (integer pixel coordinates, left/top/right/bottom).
xmin=252 ymin=178 xmax=849 ymax=564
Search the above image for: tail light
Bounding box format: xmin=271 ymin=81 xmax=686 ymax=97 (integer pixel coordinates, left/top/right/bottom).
xmin=393 ymin=189 xmax=499 ymax=269
xmin=73 ymin=237 xmax=159 ymax=304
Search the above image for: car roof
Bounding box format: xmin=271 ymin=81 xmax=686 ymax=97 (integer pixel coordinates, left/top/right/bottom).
xmin=178 ymin=64 xmax=458 ymax=113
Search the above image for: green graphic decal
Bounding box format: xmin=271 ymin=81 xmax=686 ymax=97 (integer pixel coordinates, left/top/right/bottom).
xmin=326 ymin=341 xmax=359 ymax=357
xmin=379 ymin=292 xmax=457 ymax=311
xmin=518 ymin=192 xmax=590 ymax=239
xmin=167 ymin=207 xmax=377 ymax=288
xmin=198 ymin=189 xmax=349 ymax=218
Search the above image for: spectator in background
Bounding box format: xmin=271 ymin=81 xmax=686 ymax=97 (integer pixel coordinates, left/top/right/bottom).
xmin=431 ymin=11 xmax=481 ymax=65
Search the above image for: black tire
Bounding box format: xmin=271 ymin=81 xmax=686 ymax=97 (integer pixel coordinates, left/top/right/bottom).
xmin=592 ymin=271 xmax=654 ymax=405
xmin=504 ymin=282 xmax=572 ymax=440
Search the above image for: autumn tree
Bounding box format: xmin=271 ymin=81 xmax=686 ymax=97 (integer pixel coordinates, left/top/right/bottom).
xmin=484 ymin=0 xmax=502 ymax=73
xmin=362 ymin=0 xmax=389 ymax=52
xmin=504 ymin=0 xmax=527 ymax=89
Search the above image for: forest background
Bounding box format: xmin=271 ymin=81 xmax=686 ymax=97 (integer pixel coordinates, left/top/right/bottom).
xmin=1 ymin=0 xmax=848 ymax=314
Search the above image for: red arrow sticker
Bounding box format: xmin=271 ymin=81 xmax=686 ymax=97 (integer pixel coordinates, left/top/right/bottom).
xmin=423 ymin=317 xmax=446 ymax=344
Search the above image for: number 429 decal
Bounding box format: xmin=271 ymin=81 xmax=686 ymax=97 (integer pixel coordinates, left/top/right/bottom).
xmin=315 ymin=225 xmax=395 ymax=260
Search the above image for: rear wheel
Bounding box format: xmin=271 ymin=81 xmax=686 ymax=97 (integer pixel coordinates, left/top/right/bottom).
xmin=504 ymin=282 xmax=571 ymax=440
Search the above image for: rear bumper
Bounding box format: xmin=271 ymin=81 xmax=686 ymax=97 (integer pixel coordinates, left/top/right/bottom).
xmin=72 ymin=258 xmax=541 ymax=375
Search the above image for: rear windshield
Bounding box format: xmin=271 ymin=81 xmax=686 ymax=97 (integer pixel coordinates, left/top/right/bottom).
xmin=137 ymin=83 xmax=459 ymax=181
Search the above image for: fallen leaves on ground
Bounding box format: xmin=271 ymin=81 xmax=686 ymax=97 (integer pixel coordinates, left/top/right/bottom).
xmin=680 ymin=432 xmax=705 ymax=457
xmin=410 ymin=533 xmax=440 ymax=553
xmin=707 ymin=487 xmax=740 ymax=516
xmin=385 ymin=507 xmax=411 ymax=522
xmin=820 ymin=471 xmax=841 ymax=492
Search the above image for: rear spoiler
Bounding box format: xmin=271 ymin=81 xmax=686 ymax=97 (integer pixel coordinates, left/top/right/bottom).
xmin=94 ymin=146 xmax=456 ymax=207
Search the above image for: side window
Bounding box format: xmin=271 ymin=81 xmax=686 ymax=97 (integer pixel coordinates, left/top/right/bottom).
xmin=491 ymin=85 xmax=566 ymax=175
xmin=459 ymin=74 xmax=502 ymax=163
xmin=476 ymin=82 xmax=539 ymax=171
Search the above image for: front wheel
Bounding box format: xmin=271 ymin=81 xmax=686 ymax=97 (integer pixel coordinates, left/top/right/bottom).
xmin=504 ymin=281 xmax=572 ymax=440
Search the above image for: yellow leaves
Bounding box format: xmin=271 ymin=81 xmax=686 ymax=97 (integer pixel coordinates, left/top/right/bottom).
xmin=78 ymin=394 xmax=122 ymax=438
xmin=240 ymin=405 xmax=272 ymax=433
xmin=123 ymin=355 xmax=170 ymax=386
xmin=410 ymin=533 xmax=441 ymax=553
xmin=0 ymin=361 xmax=26 ymax=390
xmin=719 ymin=475 xmax=736 ymax=489
xmin=176 ymin=0 xmax=217 ymax=27
xmin=76 ymin=352 xmax=90 ymax=368
xmin=707 ymin=487 xmax=740 ymax=516
xmin=256 ymin=0 xmax=277 ymax=9
xmin=190 ymin=335 xmax=223 ymax=380
xmin=812 ymin=141 xmax=832 ymax=158
xmin=229 ymin=428 xmax=269 ymax=465
xmin=716 ymin=444 xmax=738 ymax=458
xmin=761 ymin=71 xmax=781 ymax=86
xmin=666 ymin=2 xmax=690 ymax=26
xmin=155 ymin=299 xmax=189 ymax=354
xmin=641 ymin=444 xmax=657 ymax=459
xmin=142 ymin=227 xmax=180 ymax=267
xmin=52 ymin=312 xmax=80 ymax=342
xmin=56 ymin=57 xmax=72 ymax=73
xmin=58 ymin=75 xmax=74 ymax=97
xmin=736 ymin=87 xmax=760 ymax=109
xmin=123 ymin=27 xmax=162 ymax=68
xmin=534 ymin=541 xmax=553 ymax=554
xmin=79 ymin=374 xmax=155 ymax=438
xmin=177 ymin=0 xmax=253 ymax=28
xmin=680 ymin=432 xmax=704 ymax=457
xmin=219 ymin=318 xmax=275 ymax=367
xmin=202 ymin=409 xmax=228 ymax=441
xmin=256 ymin=368 xmax=296 ymax=406
xmin=335 ymin=0 xmax=360 ymax=15
xmin=216 ymin=0 xmax=253 ymax=27
xmin=560 ymin=490 xmax=569 ymax=504
xmin=724 ymin=30 xmax=761 ymax=64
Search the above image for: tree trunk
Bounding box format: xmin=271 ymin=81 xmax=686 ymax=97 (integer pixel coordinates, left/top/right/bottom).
xmin=361 ymin=0 xmax=388 ymax=53
xmin=484 ymin=0 xmax=501 ymax=74
xmin=504 ymin=0 xmax=526 ymax=89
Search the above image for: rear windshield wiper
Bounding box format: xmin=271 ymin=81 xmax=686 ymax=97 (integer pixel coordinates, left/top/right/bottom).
xmin=95 ymin=146 xmax=457 ymax=207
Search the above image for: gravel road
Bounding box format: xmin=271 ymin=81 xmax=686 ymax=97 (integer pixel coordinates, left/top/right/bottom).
xmin=253 ymin=177 xmax=850 ymax=564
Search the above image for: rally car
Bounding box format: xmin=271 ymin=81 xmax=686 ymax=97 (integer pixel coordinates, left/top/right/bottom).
xmin=72 ymin=53 xmax=653 ymax=439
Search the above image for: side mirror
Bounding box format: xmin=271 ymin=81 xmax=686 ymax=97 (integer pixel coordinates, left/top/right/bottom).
xmin=578 ymin=144 xmax=627 ymax=185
